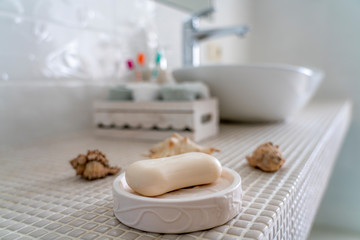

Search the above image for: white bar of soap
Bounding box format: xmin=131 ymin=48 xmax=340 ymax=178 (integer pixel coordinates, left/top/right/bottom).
xmin=125 ymin=152 xmax=222 ymax=197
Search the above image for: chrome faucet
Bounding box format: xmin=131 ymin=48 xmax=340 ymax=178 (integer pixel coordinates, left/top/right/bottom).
xmin=183 ymin=7 xmax=249 ymax=67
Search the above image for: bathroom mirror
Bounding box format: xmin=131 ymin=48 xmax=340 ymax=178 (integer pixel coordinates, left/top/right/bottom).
xmin=154 ymin=0 xmax=213 ymax=13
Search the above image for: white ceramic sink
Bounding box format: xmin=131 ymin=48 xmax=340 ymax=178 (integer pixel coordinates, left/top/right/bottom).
xmin=173 ymin=64 xmax=324 ymax=122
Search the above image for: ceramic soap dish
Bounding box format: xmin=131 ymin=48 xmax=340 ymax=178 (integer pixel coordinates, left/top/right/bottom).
xmin=112 ymin=167 xmax=242 ymax=233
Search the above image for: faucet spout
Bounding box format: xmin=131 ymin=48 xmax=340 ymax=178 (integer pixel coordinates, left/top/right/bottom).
xmin=193 ymin=25 xmax=249 ymax=41
xmin=182 ymin=7 xmax=249 ymax=67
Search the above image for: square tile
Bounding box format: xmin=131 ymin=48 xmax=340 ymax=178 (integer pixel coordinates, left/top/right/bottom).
xmin=94 ymin=208 xmax=108 ymax=214
xmin=81 ymin=222 xmax=98 ymax=230
xmin=59 ymin=216 xmax=74 ymax=224
xmin=0 ymin=229 xmax=11 ymax=237
xmin=94 ymin=225 xmax=111 ymax=233
xmin=68 ymin=229 xmax=86 ymax=238
xmin=80 ymin=232 xmax=99 ymax=240
xmin=137 ymin=236 xmax=156 ymax=240
xmin=107 ymin=228 xmax=124 ymax=237
xmin=7 ymin=223 xmax=26 ymax=231
xmin=40 ymin=232 xmax=60 ymax=240
xmin=3 ymin=212 xmax=20 ymax=219
xmin=121 ymin=232 xmax=140 ymax=240
xmin=0 ymin=220 xmax=15 ymax=228
xmin=69 ymin=219 xmax=86 ymax=227
xmin=227 ymin=227 xmax=244 ymax=236
xmin=44 ymin=223 xmax=62 ymax=231
xmin=94 ymin=216 xmax=109 ymax=223
xmin=55 ymin=225 xmax=73 ymax=234
xmin=18 ymin=226 xmax=36 ymax=234
xmin=33 ymin=219 xmax=51 ymax=227
xmin=161 ymin=235 xmax=178 ymax=240
xmin=29 ymin=229 xmax=48 ymax=238
xmin=71 ymin=211 xmax=86 ymax=218
xmin=203 ymin=231 xmax=223 ymax=240
xmin=47 ymin=213 xmax=64 ymax=221
xmin=82 ymin=213 xmax=97 ymax=220
xmin=2 ymin=233 xmax=21 ymax=240
xmin=178 ymin=236 xmax=197 ymax=240
xmin=17 ymin=237 xmax=33 ymax=240
xmin=96 ymin=237 xmax=113 ymax=240
xmin=105 ymin=218 xmax=120 ymax=226
xmin=222 ymin=235 xmax=239 ymax=240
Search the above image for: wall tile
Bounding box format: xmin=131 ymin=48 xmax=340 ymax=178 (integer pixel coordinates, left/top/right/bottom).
xmin=0 ymin=0 xmax=159 ymax=146
xmin=0 ymin=84 xmax=111 ymax=146
xmin=0 ymin=15 xmax=81 ymax=81
xmin=0 ymin=0 xmax=27 ymax=15
xmin=0 ymin=15 xmax=48 ymax=81
xmin=0 ymin=15 xmax=129 ymax=81
xmin=115 ymin=0 xmax=154 ymax=27
xmin=0 ymin=0 xmax=115 ymax=32
xmin=0 ymin=0 xmax=159 ymax=82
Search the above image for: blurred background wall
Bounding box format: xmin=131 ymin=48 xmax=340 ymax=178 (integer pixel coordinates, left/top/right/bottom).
xmin=0 ymin=0 xmax=160 ymax=146
xmin=159 ymin=1 xmax=360 ymax=236
xmin=0 ymin=0 xmax=359 ymax=238
xmin=199 ymin=1 xmax=360 ymax=238
xmin=243 ymin=1 xmax=360 ymax=238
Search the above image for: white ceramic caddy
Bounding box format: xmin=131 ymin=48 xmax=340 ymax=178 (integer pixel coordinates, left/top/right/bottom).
xmin=113 ymin=167 xmax=242 ymax=233
xmin=173 ymin=64 xmax=324 ymax=122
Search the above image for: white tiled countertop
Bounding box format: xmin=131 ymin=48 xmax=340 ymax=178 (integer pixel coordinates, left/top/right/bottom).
xmin=0 ymin=101 xmax=351 ymax=240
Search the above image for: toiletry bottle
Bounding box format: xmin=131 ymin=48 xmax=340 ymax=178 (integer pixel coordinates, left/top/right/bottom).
xmin=126 ymin=59 xmax=135 ymax=81
xmin=136 ymin=52 xmax=145 ymax=82
xmin=150 ymin=50 xmax=161 ymax=82
xmin=156 ymin=48 xmax=168 ymax=84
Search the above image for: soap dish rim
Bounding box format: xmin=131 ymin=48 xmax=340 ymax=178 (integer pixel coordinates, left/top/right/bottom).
xmin=112 ymin=167 xmax=242 ymax=233
xmin=113 ymin=167 xmax=241 ymax=203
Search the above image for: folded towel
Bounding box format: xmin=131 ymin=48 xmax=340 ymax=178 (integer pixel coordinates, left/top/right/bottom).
xmin=108 ymin=85 xmax=133 ymax=101
xmin=160 ymin=82 xmax=210 ymax=101
xmin=160 ymin=85 xmax=197 ymax=101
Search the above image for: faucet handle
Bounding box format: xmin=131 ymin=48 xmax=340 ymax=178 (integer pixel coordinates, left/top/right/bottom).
xmin=191 ymin=6 xmax=215 ymax=19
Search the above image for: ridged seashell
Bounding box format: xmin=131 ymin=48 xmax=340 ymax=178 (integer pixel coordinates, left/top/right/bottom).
xmin=246 ymin=142 xmax=285 ymax=172
xmin=70 ymin=150 xmax=121 ymax=180
xmin=144 ymin=133 xmax=220 ymax=159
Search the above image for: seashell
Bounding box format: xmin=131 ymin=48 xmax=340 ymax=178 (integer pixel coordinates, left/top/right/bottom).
xmin=246 ymin=142 xmax=285 ymax=172
xmin=70 ymin=150 xmax=121 ymax=180
xmin=144 ymin=133 xmax=220 ymax=159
